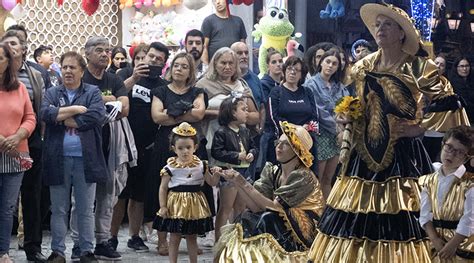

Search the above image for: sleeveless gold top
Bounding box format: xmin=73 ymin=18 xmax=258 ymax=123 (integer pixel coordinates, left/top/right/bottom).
xmin=419 ymin=171 xmax=474 ymax=259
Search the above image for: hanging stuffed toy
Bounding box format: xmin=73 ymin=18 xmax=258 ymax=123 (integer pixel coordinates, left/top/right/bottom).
xmin=121 ymin=0 xmax=127 ymax=9
xmin=144 ymin=0 xmax=153 ymax=6
xmin=253 ymin=0 xmax=294 ymax=77
xmin=182 ymin=0 xmax=207 ymax=10
xmin=134 ymin=0 xmax=144 ymax=8
xmin=57 ymin=0 xmax=63 ymax=6
xmin=285 ymin=38 xmax=304 ymax=59
xmin=320 ymin=0 xmax=345 ymax=19
xmin=1 ymin=0 xmax=16 ymax=10
xmin=122 ymin=0 xmax=133 ymax=8
xmin=82 ymin=0 xmax=100 ymax=16
xmin=153 ymin=0 xmax=180 ymax=7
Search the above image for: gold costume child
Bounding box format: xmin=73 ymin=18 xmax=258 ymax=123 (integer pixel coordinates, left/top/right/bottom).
xmin=420 ymin=126 xmax=474 ymax=263
xmin=153 ymin=122 xmax=220 ymax=263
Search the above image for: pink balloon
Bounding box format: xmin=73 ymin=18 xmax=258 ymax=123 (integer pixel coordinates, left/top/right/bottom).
xmin=2 ymin=0 xmax=16 ymax=11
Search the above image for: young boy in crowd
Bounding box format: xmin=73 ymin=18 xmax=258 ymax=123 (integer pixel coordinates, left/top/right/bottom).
xmin=419 ymin=125 xmax=474 ymax=262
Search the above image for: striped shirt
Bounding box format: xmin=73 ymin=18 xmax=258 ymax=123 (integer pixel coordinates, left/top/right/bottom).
xmin=0 ymin=153 xmax=28 ymax=173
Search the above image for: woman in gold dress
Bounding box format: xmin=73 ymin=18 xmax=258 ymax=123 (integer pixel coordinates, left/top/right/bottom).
xmin=308 ymin=3 xmax=470 ymax=263
xmin=214 ymin=121 xmax=324 ymax=262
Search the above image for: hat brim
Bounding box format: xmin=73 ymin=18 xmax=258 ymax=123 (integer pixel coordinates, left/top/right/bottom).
xmin=360 ymin=3 xmax=420 ymax=55
xmin=279 ymin=121 xmax=313 ymax=168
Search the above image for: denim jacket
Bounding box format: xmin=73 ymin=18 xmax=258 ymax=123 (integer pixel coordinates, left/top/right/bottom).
xmin=41 ymin=83 xmax=108 ymax=186
xmin=304 ymin=73 xmax=349 ymax=135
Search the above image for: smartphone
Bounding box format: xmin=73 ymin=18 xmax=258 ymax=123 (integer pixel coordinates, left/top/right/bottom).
xmin=119 ymin=61 xmax=128 ymax=69
xmin=148 ymin=65 xmax=163 ymax=79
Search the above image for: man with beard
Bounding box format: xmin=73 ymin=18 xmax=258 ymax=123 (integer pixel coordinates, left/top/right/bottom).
xmin=70 ymin=36 xmax=129 ymax=262
xmin=185 ymin=29 xmax=207 ymax=79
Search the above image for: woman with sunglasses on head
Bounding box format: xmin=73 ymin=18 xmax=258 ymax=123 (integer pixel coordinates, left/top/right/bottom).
xmin=263 ymin=56 xmax=319 ymax=173
xmin=449 ymin=57 xmax=473 ymax=123
xmin=305 ymin=48 xmax=349 ymax=200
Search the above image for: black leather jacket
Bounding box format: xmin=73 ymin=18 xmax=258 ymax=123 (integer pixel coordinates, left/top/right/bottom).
xmin=211 ymin=126 xmax=258 ymax=165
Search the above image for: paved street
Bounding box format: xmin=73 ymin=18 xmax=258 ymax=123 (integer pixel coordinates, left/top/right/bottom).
xmin=8 ymin=225 xmax=214 ymax=263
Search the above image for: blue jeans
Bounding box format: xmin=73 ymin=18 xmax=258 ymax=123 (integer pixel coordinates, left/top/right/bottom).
xmin=49 ymin=157 xmax=96 ymax=256
xmin=0 ymin=172 xmax=23 ymax=255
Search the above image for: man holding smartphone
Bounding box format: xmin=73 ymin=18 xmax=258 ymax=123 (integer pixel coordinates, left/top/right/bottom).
xmin=117 ymin=41 xmax=170 ymax=253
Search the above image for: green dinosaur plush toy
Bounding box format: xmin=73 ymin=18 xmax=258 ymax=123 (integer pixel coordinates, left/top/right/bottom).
xmin=252 ymin=6 xmax=294 ymax=77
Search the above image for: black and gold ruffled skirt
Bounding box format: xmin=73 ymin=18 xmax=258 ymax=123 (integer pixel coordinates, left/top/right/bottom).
xmin=215 ymin=211 xmax=310 ymax=262
xmin=153 ymin=186 xmax=213 ymax=235
xmin=308 ymin=138 xmax=433 ymax=262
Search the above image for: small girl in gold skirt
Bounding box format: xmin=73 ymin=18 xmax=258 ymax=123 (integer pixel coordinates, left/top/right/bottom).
xmin=153 ymin=122 xmax=221 ymax=263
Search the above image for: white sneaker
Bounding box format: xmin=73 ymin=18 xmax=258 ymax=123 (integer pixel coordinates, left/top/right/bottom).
xmin=146 ymin=229 xmax=159 ymax=245
xmin=0 ymin=254 xmax=13 ymax=263
xmin=198 ymin=230 xmax=215 ymax=247
xmin=139 ymin=226 xmax=147 ymax=241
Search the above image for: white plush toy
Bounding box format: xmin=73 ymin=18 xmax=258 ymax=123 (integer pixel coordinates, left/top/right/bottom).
xmin=183 ymin=0 xmax=207 ymax=10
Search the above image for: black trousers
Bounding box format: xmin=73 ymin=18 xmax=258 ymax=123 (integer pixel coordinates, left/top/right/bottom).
xmin=20 ymin=147 xmax=44 ymax=255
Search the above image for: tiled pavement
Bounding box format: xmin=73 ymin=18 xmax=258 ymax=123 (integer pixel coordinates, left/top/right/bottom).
xmin=8 ymin=225 xmax=214 ymax=263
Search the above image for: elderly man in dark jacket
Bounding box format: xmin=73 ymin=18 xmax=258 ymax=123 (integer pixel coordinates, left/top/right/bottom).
xmin=41 ymin=51 xmax=106 ymax=263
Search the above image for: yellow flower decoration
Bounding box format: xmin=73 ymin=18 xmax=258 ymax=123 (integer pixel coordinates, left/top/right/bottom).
xmin=335 ymin=96 xmax=363 ymax=120
xmin=172 ymin=122 xmax=197 ymax=137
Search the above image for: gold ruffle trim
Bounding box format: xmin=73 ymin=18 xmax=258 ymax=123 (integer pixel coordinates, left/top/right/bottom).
xmin=166 ymin=155 xmax=202 ymax=168
xmin=307 ymin=231 xmax=431 ymax=263
xmin=214 ymin=223 xmax=308 ymax=263
xmin=161 ymin=191 xmax=211 ymax=220
xmin=327 ymin=175 xmax=421 ymax=214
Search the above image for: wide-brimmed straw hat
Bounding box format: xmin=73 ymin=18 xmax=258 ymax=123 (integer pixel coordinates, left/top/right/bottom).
xmin=279 ymin=121 xmax=313 ymax=168
xmin=360 ymin=3 xmax=420 ymax=56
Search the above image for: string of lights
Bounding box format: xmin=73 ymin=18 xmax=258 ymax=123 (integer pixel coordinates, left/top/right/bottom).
xmin=410 ymin=0 xmax=435 ymax=41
